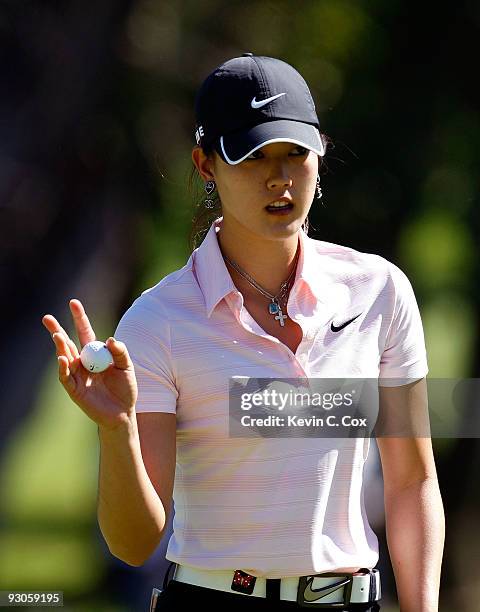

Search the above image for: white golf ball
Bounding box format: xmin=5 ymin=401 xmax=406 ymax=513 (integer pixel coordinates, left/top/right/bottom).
xmin=80 ymin=341 xmax=113 ymax=373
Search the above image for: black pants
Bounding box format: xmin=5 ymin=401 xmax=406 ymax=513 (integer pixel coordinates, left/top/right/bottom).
xmin=151 ymin=579 xmax=381 ymax=611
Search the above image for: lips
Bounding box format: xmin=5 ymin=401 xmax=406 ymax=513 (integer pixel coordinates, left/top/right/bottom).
xmin=265 ymin=200 xmax=294 ymax=214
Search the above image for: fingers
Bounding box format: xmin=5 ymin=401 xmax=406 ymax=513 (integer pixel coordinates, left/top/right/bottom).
xmin=58 ymin=355 xmax=76 ymax=395
xmin=42 ymin=315 xmax=80 ymax=360
xmin=105 ymin=337 xmax=132 ymax=371
xmin=42 ymin=297 xmax=95 ymax=355
xmin=52 ymin=334 xmax=81 ymax=375
xmin=52 ymin=331 xmax=74 ymax=362
xmin=69 ymin=299 xmax=96 ymax=348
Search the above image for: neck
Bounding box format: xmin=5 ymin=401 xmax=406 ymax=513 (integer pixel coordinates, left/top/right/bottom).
xmin=216 ymin=217 xmax=301 ymax=297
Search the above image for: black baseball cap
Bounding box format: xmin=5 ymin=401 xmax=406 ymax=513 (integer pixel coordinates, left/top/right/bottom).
xmin=194 ymin=53 xmax=325 ymax=165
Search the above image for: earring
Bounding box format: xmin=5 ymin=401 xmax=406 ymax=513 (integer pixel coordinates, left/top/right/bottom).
xmin=315 ymin=174 xmax=322 ymax=200
xmin=204 ymin=180 xmax=216 ymax=208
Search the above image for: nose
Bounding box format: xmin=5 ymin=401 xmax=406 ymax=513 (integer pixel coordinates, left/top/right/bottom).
xmin=266 ymin=163 xmax=293 ymax=191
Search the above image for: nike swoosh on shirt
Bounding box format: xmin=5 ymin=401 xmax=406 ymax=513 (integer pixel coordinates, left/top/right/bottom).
xmin=330 ymin=312 xmax=362 ymax=333
xmin=303 ymin=577 xmax=351 ymax=602
xmin=251 ymin=92 xmax=286 ymax=108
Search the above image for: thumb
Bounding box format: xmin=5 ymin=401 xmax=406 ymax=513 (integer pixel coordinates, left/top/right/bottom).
xmin=106 ymin=337 xmax=132 ymax=370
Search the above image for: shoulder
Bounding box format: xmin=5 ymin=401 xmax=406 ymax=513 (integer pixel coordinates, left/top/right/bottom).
xmin=115 ymin=255 xmax=201 ymax=339
xmin=121 ymin=256 xmax=200 ymax=319
xmin=141 ymin=255 xmax=199 ymax=303
xmin=305 ymin=235 xmax=420 ymax=314
xmin=308 ymin=235 xmax=406 ymax=285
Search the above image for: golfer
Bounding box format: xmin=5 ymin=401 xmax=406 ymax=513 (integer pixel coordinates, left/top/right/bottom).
xmin=42 ymin=54 xmax=444 ymax=611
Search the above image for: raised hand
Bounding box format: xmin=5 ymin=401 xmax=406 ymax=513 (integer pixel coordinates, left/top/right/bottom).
xmin=42 ymin=299 xmax=138 ymax=431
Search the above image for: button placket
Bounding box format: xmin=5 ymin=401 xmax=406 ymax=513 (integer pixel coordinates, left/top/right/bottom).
xmin=227 ymin=292 xmax=310 ymax=372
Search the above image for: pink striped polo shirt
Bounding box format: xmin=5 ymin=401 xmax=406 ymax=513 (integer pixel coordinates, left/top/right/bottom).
xmin=114 ymin=216 xmax=428 ymax=578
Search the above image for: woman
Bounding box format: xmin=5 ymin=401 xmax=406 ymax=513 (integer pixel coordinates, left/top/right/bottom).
xmin=42 ymin=54 xmax=444 ymax=611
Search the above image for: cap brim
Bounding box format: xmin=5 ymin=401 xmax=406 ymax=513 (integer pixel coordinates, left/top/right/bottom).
xmin=216 ymin=120 xmax=325 ymax=165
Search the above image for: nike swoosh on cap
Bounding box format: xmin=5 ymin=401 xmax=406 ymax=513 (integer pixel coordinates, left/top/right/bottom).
xmin=330 ymin=313 xmax=362 ymax=333
xmin=251 ymin=92 xmax=287 ymax=109
xmin=303 ymin=577 xmax=351 ymax=603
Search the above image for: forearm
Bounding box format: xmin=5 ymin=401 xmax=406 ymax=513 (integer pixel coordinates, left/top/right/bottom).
xmin=384 ymin=477 xmax=445 ymax=612
xmin=97 ymin=416 xmax=167 ymax=566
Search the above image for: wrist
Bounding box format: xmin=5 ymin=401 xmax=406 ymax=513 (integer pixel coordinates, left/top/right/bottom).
xmin=98 ymin=413 xmax=138 ymax=440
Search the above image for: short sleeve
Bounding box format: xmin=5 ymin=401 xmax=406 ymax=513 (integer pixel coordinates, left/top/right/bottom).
xmin=379 ymin=262 xmax=429 ymax=387
xmin=114 ymin=299 xmax=178 ymax=413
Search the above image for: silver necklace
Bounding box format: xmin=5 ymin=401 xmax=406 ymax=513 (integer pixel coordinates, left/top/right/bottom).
xmin=222 ymin=249 xmax=299 ymax=327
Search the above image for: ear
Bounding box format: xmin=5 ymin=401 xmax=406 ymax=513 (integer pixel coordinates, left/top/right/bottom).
xmin=192 ymin=146 xmax=216 ymax=182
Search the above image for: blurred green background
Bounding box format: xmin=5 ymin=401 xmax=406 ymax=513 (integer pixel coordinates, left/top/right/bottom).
xmin=0 ymin=0 xmax=478 ymax=610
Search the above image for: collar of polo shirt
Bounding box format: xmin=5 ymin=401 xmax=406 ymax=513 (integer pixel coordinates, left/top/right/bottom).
xmin=193 ymin=217 xmax=332 ymax=319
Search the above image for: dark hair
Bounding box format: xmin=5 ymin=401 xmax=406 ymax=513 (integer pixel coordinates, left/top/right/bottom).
xmin=188 ymin=134 xmax=331 ymax=252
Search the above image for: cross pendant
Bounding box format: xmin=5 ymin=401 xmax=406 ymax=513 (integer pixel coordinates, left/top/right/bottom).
xmin=274 ymin=308 xmax=288 ymax=327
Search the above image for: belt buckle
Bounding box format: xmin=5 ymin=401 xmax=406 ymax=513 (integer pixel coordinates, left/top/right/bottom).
xmin=231 ymin=569 xmax=257 ymax=595
xmin=296 ymin=572 xmax=353 ymax=608
xmin=149 ymin=587 xmax=162 ymax=612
